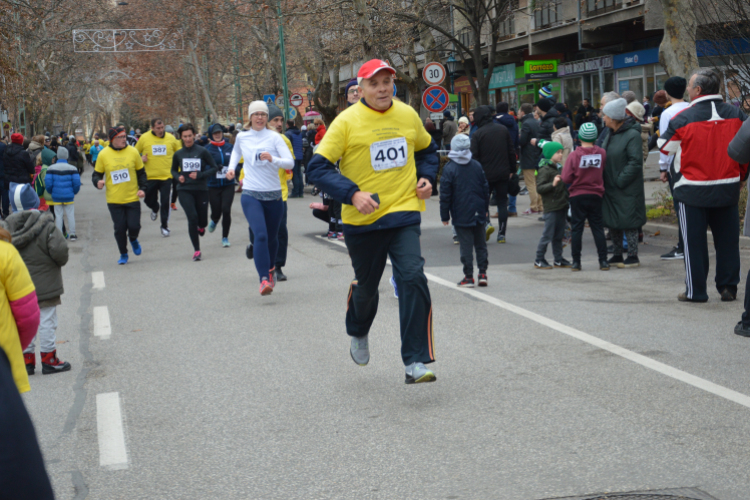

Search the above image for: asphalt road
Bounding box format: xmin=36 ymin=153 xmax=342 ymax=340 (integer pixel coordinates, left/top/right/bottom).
xmin=20 ymin=176 xmax=750 ymax=500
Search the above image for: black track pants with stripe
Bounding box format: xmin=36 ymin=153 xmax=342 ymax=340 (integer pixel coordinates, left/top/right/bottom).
xmin=678 ymin=202 xmax=740 ymax=301
xmin=344 ymin=224 xmax=435 ymax=366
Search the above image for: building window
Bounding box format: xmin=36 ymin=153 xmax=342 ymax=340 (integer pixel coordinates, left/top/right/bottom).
xmin=498 ymin=14 xmax=515 ymax=39
xmin=534 ymin=0 xmax=561 ymax=30
xmin=458 ymin=28 xmax=474 ymax=48
xmin=586 ymin=0 xmax=623 ymax=16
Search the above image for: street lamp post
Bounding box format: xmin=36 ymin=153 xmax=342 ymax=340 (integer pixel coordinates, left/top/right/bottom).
xmin=276 ymin=0 xmax=290 ymax=123
xmin=446 ymin=55 xmax=461 ymax=118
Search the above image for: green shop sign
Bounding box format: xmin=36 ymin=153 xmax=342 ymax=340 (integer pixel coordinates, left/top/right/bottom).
xmin=524 ymin=60 xmax=558 ymax=80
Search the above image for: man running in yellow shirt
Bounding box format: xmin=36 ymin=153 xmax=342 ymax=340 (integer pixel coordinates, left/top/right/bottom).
xmin=307 ymin=59 xmax=439 ymax=384
xmin=92 ymin=127 xmax=147 ymax=265
xmin=136 ymin=118 xmax=181 ymax=237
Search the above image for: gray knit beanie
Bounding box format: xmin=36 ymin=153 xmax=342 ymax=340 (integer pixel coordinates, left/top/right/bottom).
xmin=267 ymin=104 xmax=284 ymax=122
xmin=602 ymin=98 xmax=627 ymax=121
xmin=56 ymin=147 xmax=69 ymax=160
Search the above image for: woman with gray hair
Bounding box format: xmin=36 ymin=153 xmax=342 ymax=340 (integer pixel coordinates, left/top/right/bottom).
xmin=601 ymin=97 xmax=647 ymax=268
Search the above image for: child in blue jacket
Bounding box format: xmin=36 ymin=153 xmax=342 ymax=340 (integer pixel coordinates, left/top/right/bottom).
xmin=45 ymin=147 xmax=81 ymax=240
xmin=439 ymin=134 xmax=490 ymax=288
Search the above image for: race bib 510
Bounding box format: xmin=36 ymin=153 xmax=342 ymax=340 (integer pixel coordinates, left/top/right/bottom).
xmin=110 ymin=169 xmax=131 ymax=185
xmin=370 ymin=137 xmax=407 ymax=171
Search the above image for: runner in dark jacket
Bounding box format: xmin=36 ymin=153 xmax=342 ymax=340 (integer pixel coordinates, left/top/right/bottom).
xmin=205 ymin=123 xmax=236 ymax=246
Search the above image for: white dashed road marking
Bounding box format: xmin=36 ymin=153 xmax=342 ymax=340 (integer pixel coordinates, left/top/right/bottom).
xmin=93 ymin=306 xmax=111 ymax=339
xmin=92 ymin=271 xmax=105 ymax=290
xmin=96 ymin=392 xmax=128 ymax=470
xmin=321 ymin=236 xmax=750 ymax=410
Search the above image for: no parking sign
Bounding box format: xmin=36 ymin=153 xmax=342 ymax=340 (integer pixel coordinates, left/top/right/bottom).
xmin=421 ymin=86 xmax=449 ymax=113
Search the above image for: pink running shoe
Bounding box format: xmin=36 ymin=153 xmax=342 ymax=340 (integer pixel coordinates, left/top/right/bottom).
xmin=260 ymin=280 xmax=273 ymax=296
xmin=192 ymin=251 xmax=201 ymax=261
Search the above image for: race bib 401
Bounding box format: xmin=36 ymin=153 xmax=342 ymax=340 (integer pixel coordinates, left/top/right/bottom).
xmin=370 ymin=137 xmax=407 ymax=171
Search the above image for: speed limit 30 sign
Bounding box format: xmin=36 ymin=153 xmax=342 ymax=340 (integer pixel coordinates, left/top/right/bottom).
xmin=422 ymin=62 xmax=446 ymax=86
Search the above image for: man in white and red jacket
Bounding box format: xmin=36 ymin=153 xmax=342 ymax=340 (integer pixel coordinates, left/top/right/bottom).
xmin=659 ymin=69 xmax=748 ymax=303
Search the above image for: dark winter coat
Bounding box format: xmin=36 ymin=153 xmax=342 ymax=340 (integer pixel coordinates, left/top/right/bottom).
xmin=2 ymin=143 xmax=35 ymax=185
xmin=65 ymin=142 xmax=79 ymax=162
xmin=0 ymin=210 xmax=68 ymax=302
xmin=518 ymin=114 xmax=541 ymax=170
xmin=45 ymin=160 xmax=81 ymax=203
xmin=0 ymin=141 xmax=5 ymax=182
xmin=439 ymin=156 xmax=490 ymax=227
xmin=602 ymin=119 xmax=647 ymax=230
xmin=205 ymin=125 xmax=236 ymax=188
xmin=575 ymin=105 xmax=594 ymax=129
xmin=284 ymin=127 xmax=304 ymax=160
xmin=494 ymin=113 xmax=519 ymax=150
xmin=470 ymin=106 xmax=516 ymax=183
xmin=535 ymin=159 xmax=569 ymax=212
xmin=538 ymin=108 xmax=560 ymax=142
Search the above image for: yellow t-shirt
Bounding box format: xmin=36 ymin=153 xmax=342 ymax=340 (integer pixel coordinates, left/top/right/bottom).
xmin=279 ymin=134 xmax=295 ymax=202
xmin=0 ymin=241 xmax=36 ymax=393
xmin=315 ymin=100 xmax=432 ymax=226
xmin=83 ymin=143 xmax=91 ymax=153
xmin=95 ymin=146 xmax=145 ymax=204
xmin=135 ymin=130 xmax=181 ymax=181
xmin=101 ymin=140 xmax=110 ymax=148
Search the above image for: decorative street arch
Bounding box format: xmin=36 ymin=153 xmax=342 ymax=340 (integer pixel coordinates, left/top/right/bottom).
xmin=73 ymin=29 xmax=184 ymax=53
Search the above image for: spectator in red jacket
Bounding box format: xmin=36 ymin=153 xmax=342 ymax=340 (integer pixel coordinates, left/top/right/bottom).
xmin=314 ymin=118 xmax=326 ymax=145
xmin=659 ymin=69 xmax=748 ymax=304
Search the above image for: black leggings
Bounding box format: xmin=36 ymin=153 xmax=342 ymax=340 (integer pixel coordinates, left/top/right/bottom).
xmin=107 ymin=202 xmax=141 ymax=255
xmin=171 ymin=178 xmax=179 ymax=204
xmin=209 ymin=185 xmax=235 ymax=238
xmin=178 ymin=190 xmax=209 ymax=251
xmin=145 ymin=179 xmax=172 ymax=229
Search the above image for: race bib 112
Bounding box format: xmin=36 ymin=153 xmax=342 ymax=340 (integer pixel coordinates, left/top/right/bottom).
xmin=182 ymin=158 xmax=201 ymax=172
xmin=370 ymin=137 xmax=408 ymax=171
xmin=579 ymin=154 xmax=602 ymax=169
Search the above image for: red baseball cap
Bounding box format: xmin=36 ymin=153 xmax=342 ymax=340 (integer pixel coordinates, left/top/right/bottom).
xmin=357 ymin=59 xmax=396 ymax=84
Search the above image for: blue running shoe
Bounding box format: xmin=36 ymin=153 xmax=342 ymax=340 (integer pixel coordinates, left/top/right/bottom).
xmin=222 ymin=237 xmax=230 ymax=247
xmin=208 ymin=220 xmax=217 ymax=233
xmin=117 ymin=254 xmax=128 ymax=265
xmin=131 ymin=239 xmax=142 ymax=255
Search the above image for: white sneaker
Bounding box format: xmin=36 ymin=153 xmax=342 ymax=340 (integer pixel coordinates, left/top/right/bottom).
xmin=161 ymin=227 xmax=170 ymax=237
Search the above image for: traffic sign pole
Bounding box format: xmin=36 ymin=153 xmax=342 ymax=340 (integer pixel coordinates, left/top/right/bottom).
xmin=276 ymin=0 xmax=290 ymax=127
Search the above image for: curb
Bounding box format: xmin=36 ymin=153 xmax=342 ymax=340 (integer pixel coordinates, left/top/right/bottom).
xmin=644 ymin=222 xmax=750 ymax=249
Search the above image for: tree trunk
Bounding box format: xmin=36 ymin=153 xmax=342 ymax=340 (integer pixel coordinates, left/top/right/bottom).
xmin=658 ymin=0 xmax=699 ymax=79
xmin=189 ymin=41 xmax=219 ymax=123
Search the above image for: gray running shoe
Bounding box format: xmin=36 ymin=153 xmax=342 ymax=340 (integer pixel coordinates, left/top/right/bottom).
xmin=350 ymin=335 xmax=369 ymax=366
xmin=405 ymin=362 xmax=436 ymax=384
